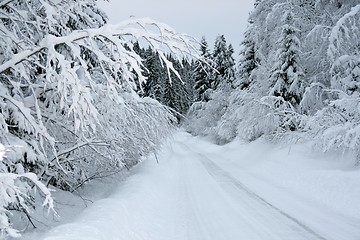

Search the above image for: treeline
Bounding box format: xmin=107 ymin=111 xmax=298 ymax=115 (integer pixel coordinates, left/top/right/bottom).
xmin=133 ymin=35 xmax=236 ymax=120
xmin=133 ymin=43 xmax=194 ymax=118
xmin=186 ymin=0 xmax=360 ymax=162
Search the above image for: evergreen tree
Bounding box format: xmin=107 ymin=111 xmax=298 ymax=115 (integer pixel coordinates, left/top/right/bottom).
xmin=212 ymin=35 xmax=236 ymax=90
xmin=237 ymin=20 xmax=258 ymax=89
xmin=212 ymin=35 xmax=229 ymax=89
xmin=143 ymin=47 xmax=165 ymax=103
xmin=131 ymin=41 xmax=147 ymax=93
xmin=179 ymin=59 xmax=195 ymax=112
xmin=269 ymin=11 xmax=304 ymax=107
xmin=224 ymin=44 xmax=236 ymax=83
xmin=163 ymin=55 xmax=192 ymax=118
xmin=136 ymin=46 xmax=194 ymax=117
xmin=193 ymin=37 xmax=212 ymax=101
xmin=183 ymin=59 xmax=196 ymax=105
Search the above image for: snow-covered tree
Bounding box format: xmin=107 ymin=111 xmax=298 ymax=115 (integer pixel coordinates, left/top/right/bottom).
xmin=0 ymin=142 xmax=54 ymax=238
xmin=328 ymin=4 xmax=360 ymax=95
xmin=182 ymin=59 xmax=196 ymax=107
xmin=186 ymin=35 xmax=235 ymax=140
xmin=305 ymin=4 xmax=360 ymax=163
xmin=269 ymin=11 xmax=304 ymax=107
xmin=186 ymin=0 xmax=360 ymax=165
xmin=225 ymin=44 xmax=236 ymax=82
xmin=163 ymin=55 xmax=193 ymax=120
xmin=143 ymin=48 xmax=165 ymax=103
xmin=193 ymin=37 xmax=213 ymax=101
xmin=212 ymin=35 xmax=232 ymax=89
xmin=0 ymin=0 xmax=199 ymax=236
xmin=140 ymin=49 xmax=194 ymax=118
xmin=236 ymin=20 xmax=258 ymax=90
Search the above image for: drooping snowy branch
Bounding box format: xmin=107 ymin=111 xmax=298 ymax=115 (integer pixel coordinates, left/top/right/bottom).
xmin=327 ymin=4 xmax=360 ymax=94
xmin=1 ymin=17 xmax=199 ymax=132
xmin=328 ymin=4 xmax=360 ymax=62
xmin=0 ymin=18 xmax=198 ymax=81
xmin=0 ymin=144 xmax=55 ymax=238
xmin=0 ymin=0 xmax=199 ymax=237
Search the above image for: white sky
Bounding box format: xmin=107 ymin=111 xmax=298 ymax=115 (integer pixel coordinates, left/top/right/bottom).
xmin=97 ymin=0 xmax=255 ymax=56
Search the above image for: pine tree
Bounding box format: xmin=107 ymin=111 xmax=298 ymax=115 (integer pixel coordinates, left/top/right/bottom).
xmin=143 ymin=47 xmax=165 ymax=103
xmin=237 ymin=20 xmax=258 ymax=89
xmin=269 ymin=11 xmax=304 ymax=106
xmin=163 ymin=55 xmax=192 ymax=117
xmin=179 ymin=59 xmax=194 ymax=113
xmin=193 ymin=37 xmax=212 ymax=101
xmin=183 ymin=59 xmax=196 ymax=106
xmin=224 ymin=44 xmax=236 ymax=83
xmin=131 ymin=41 xmax=147 ymax=93
xmin=212 ymin=35 xmax=228 ymax=89
xmin=212 ymin=35 xmax=236 ymax=90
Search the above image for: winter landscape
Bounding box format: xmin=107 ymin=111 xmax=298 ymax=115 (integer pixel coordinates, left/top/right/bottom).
xmin=0 ymin=0 xmax=359 ymax=239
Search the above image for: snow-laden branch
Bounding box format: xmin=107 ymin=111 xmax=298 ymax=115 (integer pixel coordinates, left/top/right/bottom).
xmin=0 ymin=47 xmax=44 ymax=74
xmin=0 ymin=18 xmax=199 ymax=75
xmin=0 ymin=170 xmax=55 ymax=238
xmin=326 ymin=4 xmax=360 ymax=94
xmin=0 ymin=89 xmax=53 ymax=141
xmin=0 ymin=0 xmax=15 ymax=8
xmin=0 ymin=17 xmax=199 ymax=135
xmin=0 ymin=1 xmax=195 ymax=237
xmin=328 ymin=4 xmax=360 ymax=61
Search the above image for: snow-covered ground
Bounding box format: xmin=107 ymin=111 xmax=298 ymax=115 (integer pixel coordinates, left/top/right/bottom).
xmin=19 ymin=131 xmax=360 ymax=240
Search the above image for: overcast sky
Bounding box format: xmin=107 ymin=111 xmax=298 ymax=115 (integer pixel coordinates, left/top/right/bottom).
xmin=98 ymin=0 xmax=255 ymax=55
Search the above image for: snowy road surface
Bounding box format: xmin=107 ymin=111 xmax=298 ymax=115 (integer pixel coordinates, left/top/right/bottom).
xmin=40 ymin=131 xmax=360 ymax=240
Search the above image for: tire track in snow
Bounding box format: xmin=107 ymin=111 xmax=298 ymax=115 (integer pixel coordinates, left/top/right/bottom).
xmin=176 ymin=140 xmax=329 ymax=240
xmin=201 ymin=157 xmax=328 ymax=240
xmin=175 ymin=143 xmax=236 ymax=240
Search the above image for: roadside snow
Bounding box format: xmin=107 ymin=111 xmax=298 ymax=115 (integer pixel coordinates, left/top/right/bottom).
xmin=17 ymin=131 xmax=360 ymax=240
xmin=14 ymin=172 xmax=129 ymax=240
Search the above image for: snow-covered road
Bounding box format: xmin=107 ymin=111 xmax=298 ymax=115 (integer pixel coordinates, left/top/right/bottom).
xmin=39 ymin=131 xmax=360 ymax=240
xmin=171 ymin=141 xmax=325 ymax=240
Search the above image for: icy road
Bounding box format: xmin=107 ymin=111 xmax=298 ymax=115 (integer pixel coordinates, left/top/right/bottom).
xmin=40 ymin=132 xmax=360 ymax=240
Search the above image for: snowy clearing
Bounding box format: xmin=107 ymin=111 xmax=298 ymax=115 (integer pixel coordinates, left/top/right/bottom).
xmin=22 ymin=131 xmax=360 ymax=240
